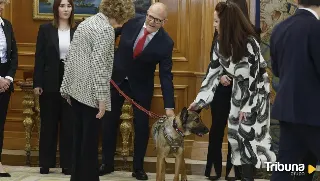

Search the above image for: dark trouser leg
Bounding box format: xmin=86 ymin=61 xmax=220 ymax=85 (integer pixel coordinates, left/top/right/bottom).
xmin=101 ymin=82 xmax=128 ymax=167
xmin=270 ymin=121 xmax=307 ymax=181
xmin=205 ymin=89 xmax=231 ymax=177
xmin=0 ymin=90 xmax=11 ymax=162
xmin=59 ymin=97 xmax=75 ymax=168
xmin=70 ymin=98 xmax=101 ymax=181
xmin=132 ymin=98 xmax=152 ymax=171
xmin=39 ymin=92 xmax=60 ymax=168
xmin=295 ymin=152 xmax=317 ymax=181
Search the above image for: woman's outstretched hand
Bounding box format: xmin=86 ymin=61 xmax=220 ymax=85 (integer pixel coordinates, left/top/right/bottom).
xmin=188 ymin=102 xmax=198 ymax=111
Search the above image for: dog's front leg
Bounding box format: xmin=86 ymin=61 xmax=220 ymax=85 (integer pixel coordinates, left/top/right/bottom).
xmin=173 ymin=154 xmax=182 ymax=181
xmin=180 ymin=153 xmax=187 ymax=181
xmin=157 ymin=154 xmax=165 ymax=181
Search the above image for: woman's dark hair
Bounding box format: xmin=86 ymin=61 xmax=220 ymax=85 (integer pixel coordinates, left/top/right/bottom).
xmin=227 ymin=0 xmax=249 ymax=20
xmin=215 ymin=1 xmax=257 ymax=63
xmin=52 ymin=0 xmax=75 ymax=28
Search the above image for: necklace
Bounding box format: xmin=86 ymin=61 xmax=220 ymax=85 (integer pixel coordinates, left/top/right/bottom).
xmin=58 ymin=27 xmax=70 ymax=31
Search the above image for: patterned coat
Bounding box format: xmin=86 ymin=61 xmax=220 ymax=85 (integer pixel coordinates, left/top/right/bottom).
xmin=193 ymin=36 xmax=276 ymax=168
xmin=60 ymin=13 xmax=114 ymax=111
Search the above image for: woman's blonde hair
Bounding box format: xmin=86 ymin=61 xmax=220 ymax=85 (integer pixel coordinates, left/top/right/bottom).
xmin=0 ymin=0 xmax=10 ymax=4
xmin=99 ymin=0 xmax=135 ymax=24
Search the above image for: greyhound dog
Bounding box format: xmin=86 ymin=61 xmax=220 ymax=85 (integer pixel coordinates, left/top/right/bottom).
xmin=152 ymin=107 xmax=209 ymax=181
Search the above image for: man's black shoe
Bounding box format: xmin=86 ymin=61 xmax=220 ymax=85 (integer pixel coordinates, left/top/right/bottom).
xmin=99 ymin=164 xmax=114 ymax=176
xmin=132 ymin=170 xmax=148 ymax=180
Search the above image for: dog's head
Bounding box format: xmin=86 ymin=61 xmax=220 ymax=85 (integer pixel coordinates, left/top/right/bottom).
xmin=177 ymin=107 xmax=209 ymax=137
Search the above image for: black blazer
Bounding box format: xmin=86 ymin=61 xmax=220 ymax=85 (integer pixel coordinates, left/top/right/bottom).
xmin=33 ymin=23 xmax=75 ymax=92
xmin=113 ymin=16 xmax=175 ymax=108
xmin=0 ymin=18 xmax=18 ymax=92
xmin=270 ymin=9 xmax=320 ymax=126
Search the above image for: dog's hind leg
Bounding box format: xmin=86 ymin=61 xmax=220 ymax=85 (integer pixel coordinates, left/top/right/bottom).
xmin=180 ymin=154 xmax=187 ymax=181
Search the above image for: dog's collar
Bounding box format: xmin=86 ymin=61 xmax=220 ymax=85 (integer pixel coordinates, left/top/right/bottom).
xmin=173 ymin=118 xmax=185 ymax=137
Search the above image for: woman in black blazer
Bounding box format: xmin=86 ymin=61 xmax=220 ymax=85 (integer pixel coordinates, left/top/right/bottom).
xmin=0 ymin=0 xmax=18 ymax=177
xmin=33 ymin=0 xmax=76 ymax=175
xmin=204 ymin=0 xmax=260 ymax=180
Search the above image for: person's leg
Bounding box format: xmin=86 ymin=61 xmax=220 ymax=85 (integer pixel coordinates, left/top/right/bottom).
xmin=294 ymin=152 xmax=317 ymax=181
xmin=59 ymin=96 xmax=76 ymax=174
xmin=70 ymin=98 xmax=83 ymax=181
xmin=70 ymin=98 xmax=101 ymax=181
xmin=132 ymin=95 xmax=152 ymax=180
xmin=0 ymin=90 xmax=11 ymax=176
xmin=100 ymin=82 xmax=126 ymax=175
xmin=206 ymin=89 xmax=231 ymax=179
xmin=39 ymin=92 xmax=60 ymax=172
xmin=270 ymin=121 xmax=307 ymax=181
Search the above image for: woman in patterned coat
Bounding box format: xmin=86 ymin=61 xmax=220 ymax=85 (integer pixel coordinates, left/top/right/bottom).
xmin=60 ymin=0 xmax=134 ymax=180
xmin=188 ymin=2 xmax=276 ymax=181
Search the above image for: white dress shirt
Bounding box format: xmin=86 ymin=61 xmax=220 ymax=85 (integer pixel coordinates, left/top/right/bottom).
xmin=133 ymin=24 xmax=158 ymax=50
xmin=58 ymin=29 xmax=70 ymax=60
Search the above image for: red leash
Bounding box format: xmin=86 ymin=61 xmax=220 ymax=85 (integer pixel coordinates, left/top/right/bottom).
xmin=110 ymin=80 xmax=163 ymax=119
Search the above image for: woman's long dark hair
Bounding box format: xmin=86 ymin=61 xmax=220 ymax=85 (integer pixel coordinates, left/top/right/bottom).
xmin=215 ymin=1 xmax=257 ymax=63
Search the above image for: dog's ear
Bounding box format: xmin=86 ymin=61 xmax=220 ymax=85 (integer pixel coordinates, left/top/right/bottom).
xmin=180 ymin=107 xmax=188 ymax=122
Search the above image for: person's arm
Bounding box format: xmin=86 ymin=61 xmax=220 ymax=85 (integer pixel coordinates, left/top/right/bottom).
xmin=5 ymin=21 xmax=18 ymax=82
xmin=270 ymin=28 xmax=279 ymax=77
xmin=33 ymin=25 xmax=46 ymax=88
xmin=91 ymin=26 xmax=115 ymax=106
xmin=159 ymin=41 xmax=175 ymax=110
xmin=239 ymin=38 xmax=261 ymax=114
xmin=192 ymin=51 xmax=223 ymax=110
xmin=309 ymin=23 xmax=320 ymax=76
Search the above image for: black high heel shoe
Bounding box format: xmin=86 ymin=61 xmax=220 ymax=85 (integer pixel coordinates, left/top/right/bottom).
xmin=0 ymin=172 xmax=11 ymax=177
xmin=225 ymin=175 xmax=241 ymax=181
xmin=40 ymin=167 xmax=49 ymax=174
xmin=208 ymin=174 xmax=221 ymax=181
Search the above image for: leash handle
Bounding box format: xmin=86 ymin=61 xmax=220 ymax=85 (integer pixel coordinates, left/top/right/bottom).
xmin=110 ymin=80 xmax=163 ymax=119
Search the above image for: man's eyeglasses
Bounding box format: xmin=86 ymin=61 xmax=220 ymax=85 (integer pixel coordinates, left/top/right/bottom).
xmin=146 ymin=14 xmax=164 ymax=24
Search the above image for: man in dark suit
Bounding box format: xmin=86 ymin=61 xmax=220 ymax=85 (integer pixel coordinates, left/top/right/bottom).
xmin=100 ymin=2 xmax=175 ymax=180
xmin=270 ymin=0 xmax=320 ymax=180
xmin=0 ymin=0 xmax=18 ymax=177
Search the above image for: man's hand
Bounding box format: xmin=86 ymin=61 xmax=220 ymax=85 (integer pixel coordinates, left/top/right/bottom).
xmin=165 ymin=109 xmax=175 ymax=117
xmin=34 ymin=87 xmax=43 ymax=95
xmin=0 ymin=78 xmax=10 ymax=91
xmin=96 ymin=100 xmax=106 ymax=119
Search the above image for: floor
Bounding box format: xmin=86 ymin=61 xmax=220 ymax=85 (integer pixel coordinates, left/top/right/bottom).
xmin=1 ymin=166 xmax=271 ymax=181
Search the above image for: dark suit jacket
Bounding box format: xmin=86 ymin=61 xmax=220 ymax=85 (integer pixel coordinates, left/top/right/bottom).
xmin=0 ymin=18 xmax=18 ymax=92
xmin=33 ymin=23 xmax=75 ymax=92
xmin=270 ymin=9 xmax=320 ymax=126
xmin=113 ymin=16 xmax=175 ymax=108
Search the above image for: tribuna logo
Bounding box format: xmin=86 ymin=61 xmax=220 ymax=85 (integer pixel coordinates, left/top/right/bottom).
xmin=265 ymin=162 xmax=305 ymax=176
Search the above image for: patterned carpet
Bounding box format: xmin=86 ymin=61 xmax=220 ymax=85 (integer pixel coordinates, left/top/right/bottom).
xmin=0 ymin=166 xmax=270 ymax=181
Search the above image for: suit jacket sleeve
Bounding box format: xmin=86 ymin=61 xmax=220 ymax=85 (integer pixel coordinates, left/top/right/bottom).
xmin=159 ymin=41 xmax=175 ymax=108
xmin=270 ymin=29 xmax=279 ymax=77
xmin=6 ymin=21 xmax=18 ymax=79
xmin=33 ymin=25 xmax=46 ymax=88
xmin=310 ymin=23 xmax=320 ymax=76
xmin=91 ymin=26 xmax=114 ymax=102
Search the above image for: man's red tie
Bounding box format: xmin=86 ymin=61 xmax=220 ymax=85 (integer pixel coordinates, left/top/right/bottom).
xmin=133 ymin=28 xmax=150 ymax=58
